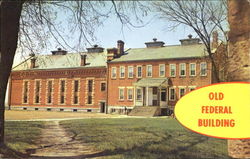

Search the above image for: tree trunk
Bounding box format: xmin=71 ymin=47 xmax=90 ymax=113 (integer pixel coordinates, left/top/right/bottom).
xmin=227 ymin=0 xmax=250 ymax=158
xmin=0 ymin=1 xmax=23 ymax=145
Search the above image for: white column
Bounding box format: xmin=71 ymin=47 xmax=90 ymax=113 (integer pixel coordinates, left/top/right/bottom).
xmin=146 ymin=86 xmax=149 ymax=106
xmin=159 ymin=87 xmax=162 ymax=106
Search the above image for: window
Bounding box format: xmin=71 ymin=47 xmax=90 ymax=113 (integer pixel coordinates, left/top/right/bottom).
xmin=101 ymin=82 xmax=106 ymax=91
xmin=120 ymin=66 xmax=125 ymax=78
xmin=128 ymin=66 xmax=133 ymax=78
xmin=200 ymin=62 xmax=207 ymax=76
xmin=119 ymin=88 xmax=124 ymax=100
xmin=190 ymin=88 xmax=195 ymax=91
xmin=190 ymin=63 xmax=196 ymax=76
xmin=88 ymin=80 xmax=93 ymax=92
xmin=87 ymin=95 xmax=92 ymax=104
xmin=127 ymin=88 xmax=133 ymax=100
xmin=179 ymin=88 xmax=186 ymax=98
xmin=136 ymin=88 xmax=142 ymax=101
xmin=60 ymin=80 xmax=66 ymax=104
xmin=169 ymin=88 xmax=175 ymax=101
xmin=34 ymin=80 xmax=41 ymax=104
xmin=147 ymin=65 xmax=152 ymax=77
xmin=137 ymin=66 xmax=142 ymax=78
xmin=73 ymin=80 xmax=79 ymax=104
xmin=47 ymin=80 xmax=53 ymax=104
xmin=179 ymin=63 xmax=186 ymax=76
xmin=23 ymin=81 xmax=29 ymax=104
xmin=159 ymin=64 xmax=165 ymax=77
xmin=111 ymin=67 xmax=117 ymax=78
xmin=170 ymin=64 xmax=176 ymax=77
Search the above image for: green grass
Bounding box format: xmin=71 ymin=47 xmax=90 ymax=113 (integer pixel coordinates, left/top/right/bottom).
xmin=61 ymin=118 xmax=230 ymax=159
xmin=0 ymin=121 xmax=44 ymax=158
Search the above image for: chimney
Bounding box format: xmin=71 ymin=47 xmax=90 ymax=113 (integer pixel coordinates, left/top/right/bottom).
xmin=107 ymin=48 xmax=118 ymax=61
xmin=80 ymin=54 xmax=87 ymax=66
xmin=51 ymin=48 xmax=67 ymax=55
xmin=145 ymin=38 xmax=165 ymax=48
xmin=212 ymin=31 xmax=218 ymax=49
xmin=30 ymin=57 xmax=36 ymax=69
xmin=117 ymin=40 xmax=124 ymax=56
xmin=86 ymin=45 xmax=104 ymax=53
xmin=179 ymin=34 xmax=200 ymax=45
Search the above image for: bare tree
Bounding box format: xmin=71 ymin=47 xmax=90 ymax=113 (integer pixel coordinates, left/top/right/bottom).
xmin=152 ymin=0 xmax=228 ymax=83
xmin=0 ymin=0 xmax=150 ymax=146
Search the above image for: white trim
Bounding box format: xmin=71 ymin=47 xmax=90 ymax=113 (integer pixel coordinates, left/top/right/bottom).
xmin=72 ymin=79 xmax=80 ymax=105
xmin=119 ymin=88 xmax=125 ymax=100
xmin=189 ymin=63 xmax=196 ymax=76
xmin=137 ymin=65 xmax=142 ymax=78
xmin=127 ymin=88 xmax=133 ymax=101
xmin=159 ymin=64 xmax=165 ymax=77
xmin=120 ymin=66 xmax=125 ymax=78
xmin=146 ymin=65 xmax=153 ymax=77
xmin=179 ymin=88 xmax=186 ymax=99
xmin=200 ymin=62 xmax=207 ymax=76
xmin=178 ymin=86 xmax=187 ymax=88
xmin=179 ymin=63 xmax=186 ymax=76
xmin=169 ymin=64 xmax=176 ymax=77
xmin=46 ymin=79 xmax=54 ymax=105
xmin=169 ymin=87 xmax=176 ymax=101
xmin=111 ymin=67 xmax=117 ymax=79
xmin=128 ymin=66 xmax=134 ymax=78
xmin=34 ymin=79 xmax=42 ymax=104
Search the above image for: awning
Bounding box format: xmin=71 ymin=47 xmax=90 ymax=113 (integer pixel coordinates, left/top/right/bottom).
xmin=133 ymin=78 xmax=168 ymax=87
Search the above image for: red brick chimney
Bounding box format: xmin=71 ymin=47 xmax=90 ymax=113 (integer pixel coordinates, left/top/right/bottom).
xmin=212 ymin=31 xmax=218 ymax=49
xmin=80 ymin=54 xmax=87 ymax=66
xmin=117 ymin=40 xmax=124 ymax=56
xmin=30 ymin=57 xmax=36 ymax=69
xmin=107 ymin=48 xmax=118 ymax=61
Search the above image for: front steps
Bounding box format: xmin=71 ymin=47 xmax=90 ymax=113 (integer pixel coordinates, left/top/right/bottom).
xmin=128 ymin=106 xmax=161 ymax=117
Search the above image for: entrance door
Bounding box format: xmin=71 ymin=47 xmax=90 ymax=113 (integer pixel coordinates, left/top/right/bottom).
xmin=100 ymin=102 xmax=106 ymax=113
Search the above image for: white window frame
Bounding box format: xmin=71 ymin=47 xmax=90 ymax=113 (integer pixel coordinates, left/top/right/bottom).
xmin=169 ymin=64 xmax=176 ymax=77
xmin=127 ymin=88 xmax=133 ymax=100
xmin=159 ymin=64 xmax=165 ymax=77
xmin=189 ymin=63 xmax=196 ymax=76
xmin=111 ymin=67 xmax=117 ymax=79
xmin=136 ymin=88 xmax=142 ymax=101
xmin=128 ymin=66 xmax=134 ymax=78
xmin=137 ymin=65 xmax=142 ymax=78
xmin=146 ymin=65 xmax=153 ymax=77
xmin=119 ymin=88 xmax=125 ymax=100
xmin=179 ymin=63 xmax=186 ymax=76
xmin=169 ymin=87 xmax=176 ymax=101
xmin=120 ymin=66 xmax=125 ymax=78
xmin=179 ymin=88 xmax=186 ymax=99
xmin=200 ymin=62 xmax=207 ymax=76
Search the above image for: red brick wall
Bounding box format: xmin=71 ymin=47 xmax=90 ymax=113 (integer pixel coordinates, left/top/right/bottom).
xmin=10 ymin=67 xmax=107 ymax=109
xmin=107 ymin=57 xmax=212 ymax=107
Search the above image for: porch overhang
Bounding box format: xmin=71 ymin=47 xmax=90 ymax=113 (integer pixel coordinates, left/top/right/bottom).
xmin=133 ymin=78 xmax=168 ymax=87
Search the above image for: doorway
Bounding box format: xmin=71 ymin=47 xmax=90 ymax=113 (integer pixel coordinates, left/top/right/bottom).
xmin=100 ymin=102 xmax=106 ymax=113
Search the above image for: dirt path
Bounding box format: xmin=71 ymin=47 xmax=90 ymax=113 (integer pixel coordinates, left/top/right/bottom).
xmin=28 ymin=121 xmax=102 ymax=159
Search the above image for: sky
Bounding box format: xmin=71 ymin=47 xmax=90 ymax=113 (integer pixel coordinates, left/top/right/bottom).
xmin=13 ymin=1 xmax=198 ymax=65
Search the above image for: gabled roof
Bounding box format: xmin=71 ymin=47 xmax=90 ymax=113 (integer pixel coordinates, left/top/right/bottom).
xmin=133 ymin=78 xmax=168 ymax=87
xmin=13 ymin=52 xmax=107 ymax=71
xmin=111 ymin=44 xmax=208 ymax=62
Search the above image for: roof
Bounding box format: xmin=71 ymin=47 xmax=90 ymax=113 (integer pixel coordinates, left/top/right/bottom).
xmin=133 ymin=78 xmax=168 ymax=87
xmin=111 ymin=44 xmax=208 ymax=62
xmin=13 ymin=52 xmax=107 ymax=71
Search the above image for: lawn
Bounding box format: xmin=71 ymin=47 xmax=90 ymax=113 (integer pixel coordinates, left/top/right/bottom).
xmin=61 ymin=118 xmax=230 ymax=159
xmin=0 ymin=121 xmax=44 ymax=158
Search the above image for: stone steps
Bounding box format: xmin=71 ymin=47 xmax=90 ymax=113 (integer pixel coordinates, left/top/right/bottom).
xmin=128 ymin=106 xmax=161 ymax=117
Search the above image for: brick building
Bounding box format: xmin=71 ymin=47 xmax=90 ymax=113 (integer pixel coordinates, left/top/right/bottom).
xmin=107 ymin=36 xmax=212 ymax=115
xmin=9 ymin=46 xmax=107 ymax=112
xmin=9 ymin=35 xmax=214 ymax=115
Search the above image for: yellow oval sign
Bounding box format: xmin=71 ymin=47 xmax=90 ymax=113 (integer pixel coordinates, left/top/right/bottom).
xmin=174 ymin=82 xmax=250 ymax=139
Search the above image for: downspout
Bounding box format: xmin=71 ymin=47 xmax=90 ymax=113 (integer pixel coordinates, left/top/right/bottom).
xmin=106 ymin=62 xmax=109 ymax=114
